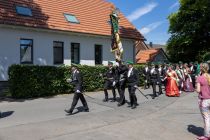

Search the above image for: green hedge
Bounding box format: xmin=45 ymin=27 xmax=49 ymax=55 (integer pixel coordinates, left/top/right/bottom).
xmin=8 ymin=64 xmax=144 ymax=99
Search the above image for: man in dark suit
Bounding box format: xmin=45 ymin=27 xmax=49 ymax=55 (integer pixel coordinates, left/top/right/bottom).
xmin=158 ymin=63 xmax=164 ymax=94
xmin=150 ymin=63 xmax=161 ymax=99
xmin=143 ymin=63 xmax=150 ymax=89
xmin=115 ymin=60 xmax=128 ymax=106
xmin=162 ymin=63 xmax=168 ymax=90
xmin=127 ymin=61 xmax=139 ymax=109
xmin=103 ymin=61 xmax=117 ymax=102
xmin=65 ymin=66 xmax=89 ymax=115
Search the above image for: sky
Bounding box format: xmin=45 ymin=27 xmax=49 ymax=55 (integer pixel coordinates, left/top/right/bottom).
xmin=108 ymin=0 xmax=180 ymax=45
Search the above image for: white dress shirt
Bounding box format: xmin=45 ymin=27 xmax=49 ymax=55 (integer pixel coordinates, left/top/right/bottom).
xmin=128 ymin=67 xmax=133 ymax=77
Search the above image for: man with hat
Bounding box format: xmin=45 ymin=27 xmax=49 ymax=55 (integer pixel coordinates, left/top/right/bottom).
xmin=126 ymin=61 xmax=139 ymax=109
xmin=115 ymin=60 xmax=128 ymax=106
xmin=65 ymin=65 xmax=89 ymax=115
xmin=102 ymin=61 xmax=117 ymax=102
xmin=157 ymin=62 xmax=164 ymax=94
xmin=143 ymin=62 xmax=151 ymax=89
xmin=150 ymin=63 xmax=161 ymax=99
xmin=189 ymin=62 xmax=196 ymax=88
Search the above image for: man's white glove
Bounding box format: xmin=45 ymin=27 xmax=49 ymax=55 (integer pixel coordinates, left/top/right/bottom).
xmin=116 ymin=62 xmax=119 ymax=67
xmin=112 ymin=81 xmax=116 ymax=87
xmin=134 ymin=85 xmax=138 ymax=89
xmin=66 ymin=78 xmax=72 ymax=83
xmin=76 ymin=90 xmax=81 ymax=93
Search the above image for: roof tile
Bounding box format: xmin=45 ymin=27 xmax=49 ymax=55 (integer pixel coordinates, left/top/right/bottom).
xmin=136 ymin=48 xmax=161 ymax=63
xmin=0 ymin=0 xmax=144 ymax=40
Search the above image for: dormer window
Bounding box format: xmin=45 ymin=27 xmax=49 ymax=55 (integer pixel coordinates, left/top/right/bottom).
xmin=64 ymin=13 xmax=79 ymax=24
xmin=16 ymin=6 xmax=32 ymax=17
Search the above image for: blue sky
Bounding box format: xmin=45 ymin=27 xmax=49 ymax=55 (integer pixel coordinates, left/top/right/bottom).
xmin=108 ymin=0 xmax=179 ymax=45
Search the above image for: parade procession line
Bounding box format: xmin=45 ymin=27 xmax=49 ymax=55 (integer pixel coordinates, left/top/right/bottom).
xmin=0 ymin=88 xmax=202 ymax=140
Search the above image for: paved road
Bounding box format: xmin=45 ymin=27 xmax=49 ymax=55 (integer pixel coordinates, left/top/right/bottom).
xmin=0 ymin=88 xmax=203 ymax=140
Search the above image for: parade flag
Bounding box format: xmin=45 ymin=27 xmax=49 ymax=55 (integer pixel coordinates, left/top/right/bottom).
xmin=110 ymin=8 xmax=123 ymax=61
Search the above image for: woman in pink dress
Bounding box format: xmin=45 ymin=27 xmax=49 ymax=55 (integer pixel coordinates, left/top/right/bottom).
xmin=196 ymin=63 xmax=210 ymax=140
xmin=165 ymin=65 xmax=180 ymax=97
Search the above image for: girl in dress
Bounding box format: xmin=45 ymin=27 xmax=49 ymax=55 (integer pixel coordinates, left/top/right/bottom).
xmin=165 ymin=65 xmax=180 ymax=97
xmin=196 ymin=63 xmax=210 ymax=140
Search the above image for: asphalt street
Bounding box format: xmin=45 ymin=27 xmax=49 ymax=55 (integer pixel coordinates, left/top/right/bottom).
xmin=0 ymin=88 xmax=203 ymax=140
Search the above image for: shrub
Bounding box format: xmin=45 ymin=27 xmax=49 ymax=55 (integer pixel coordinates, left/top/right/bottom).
xmin=8 ymin=65 xmax=69 ymax=98
xmin=8 ymin=64 xmax=144 ymax=99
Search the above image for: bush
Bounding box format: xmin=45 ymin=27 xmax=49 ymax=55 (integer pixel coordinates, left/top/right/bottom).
xmin=8 ymin=65 xmax=70 ymax=98
xmin=8 ymin=64 xmax=145 ymax=99
xmin=134 ymin=64 xmax=145 ymax=86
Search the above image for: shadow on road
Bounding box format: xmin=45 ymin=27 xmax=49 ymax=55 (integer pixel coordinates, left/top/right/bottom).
xmin=187 ymin=124 xmax=204 ymax=137
xmin=65 ymin=106 xmax=88 ymax=116
xmin=0 ymin=111 xmax=14 ymax=119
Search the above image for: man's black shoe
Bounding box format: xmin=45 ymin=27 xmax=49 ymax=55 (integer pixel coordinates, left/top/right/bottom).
xmin=131 ymin=105 xmax=136 ymax=109
xmin=65 ymin=109 xmax=73 ymax=115
xmin=84 ymin=109 xmax=89 ymax=112
xmin=152 ymin=96 xmax=155 ymax=99
xmin=127 ymin=105 xmax=132 ymax=108
xmin=110 ymin=99 xmax=116 ymax=102
xmin=117 ymin=103 xmax=122 ymax=107
xmin=103 ymin=99 xmax=108 ymax=102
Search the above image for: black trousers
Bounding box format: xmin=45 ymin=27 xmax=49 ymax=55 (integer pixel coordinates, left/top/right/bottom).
xmin=144 ymin=77 xmax=150 ymax=89
xmin=104 ymin=80 xmax=116 ymax=100
xmin=151 ymin=81 xmax=162 ymax=97
xmin=191 ymin=75 xmax=196 ymax=88
xmin=118 ymin=80 xmax=126 ymax=105
xmin=128 ymin=85 xmax=137 ymax=106
xmin=69 ymin=93 xmax=89 ymax=112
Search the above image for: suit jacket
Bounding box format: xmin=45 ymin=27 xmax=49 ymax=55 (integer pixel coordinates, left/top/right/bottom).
xmin=116 ymin=64 xmax=128 ymax=82
xmin=143 ymin=67 xmax=150 ymax=80
xmin=127 ymin=68 xmax=139 ymax=86
xmin=103 ymin=67 xmax=116 ymax=82
xmin=71 ymin=70 xmax=83 ymax=92
xmin=150 ymin=68 xmax=161 ymax=83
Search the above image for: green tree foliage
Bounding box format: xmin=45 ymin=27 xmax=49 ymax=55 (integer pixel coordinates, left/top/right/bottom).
xmin=167 ymin=0 xmax=210 ymax=62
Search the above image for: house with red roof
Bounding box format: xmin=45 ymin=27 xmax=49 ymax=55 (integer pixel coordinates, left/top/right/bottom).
xmin=136 ymin=48 xmax=169 ymax=64
xmin=0 ymin=0 xmax=148 ymax=81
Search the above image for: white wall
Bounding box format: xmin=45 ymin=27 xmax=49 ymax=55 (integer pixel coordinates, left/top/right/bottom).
xmin=0 ymin=27 xmax=135 ymax=81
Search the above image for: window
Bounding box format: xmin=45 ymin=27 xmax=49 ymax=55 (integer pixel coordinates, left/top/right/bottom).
xmin=95 ymin=45 xmax=102 ymax=65
xmin=53 ymin=41 xmax=64 ymax=64
xmin=16 ymin=6 xmax=32 ymax=16
xmin=71 ymin=43 xmax=80 ymax=64
xmin=20 ymin=39 xmax=33 ymax=64
xmin=64 ymin=13 xmax=80 ymax=24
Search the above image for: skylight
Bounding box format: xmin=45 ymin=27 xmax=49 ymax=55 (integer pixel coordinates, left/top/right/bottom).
xmin=64 ymin=13 xmax=80 ymax=24
xmin=16 ymin=6 xmax=32 ymax=16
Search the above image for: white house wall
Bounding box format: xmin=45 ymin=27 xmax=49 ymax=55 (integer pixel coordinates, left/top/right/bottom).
xmin=0 ymin=27 xmax=135 ymax=81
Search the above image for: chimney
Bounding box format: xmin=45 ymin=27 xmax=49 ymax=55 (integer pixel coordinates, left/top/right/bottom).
xmin=149 ymin=42 xmax=153 ymax=48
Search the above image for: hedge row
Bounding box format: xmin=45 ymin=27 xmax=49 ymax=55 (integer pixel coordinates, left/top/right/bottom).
xmin=8 ymin=64 xmax=144 ymax=99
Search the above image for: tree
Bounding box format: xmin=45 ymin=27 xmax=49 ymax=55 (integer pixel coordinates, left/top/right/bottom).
xmin=167 ymin=0 xmax=210 ymax=62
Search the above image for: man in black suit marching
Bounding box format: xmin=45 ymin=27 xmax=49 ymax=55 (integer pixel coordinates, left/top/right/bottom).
xmin=150 ymin=63 xmax=161 ymax=99
xmin=143 ymin=63 xmax=150 ymax=89
xmin=103 ymin=61 xmax=117 ymax=102
xmin=115 ymin=60 xmax=128 ymax=106
xmin=65 ymin=66 xmax=89 ymax=115
xmin=127 ymin=61 xmax=139 ymax=109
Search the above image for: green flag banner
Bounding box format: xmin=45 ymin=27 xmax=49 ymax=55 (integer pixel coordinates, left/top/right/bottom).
xmin=110 ymin=9 xmax=123 ymax=61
